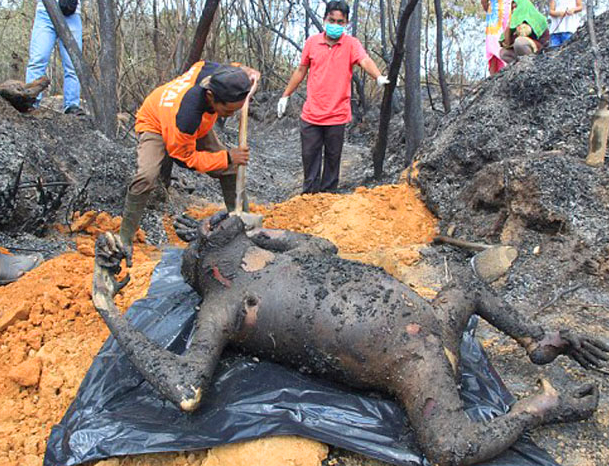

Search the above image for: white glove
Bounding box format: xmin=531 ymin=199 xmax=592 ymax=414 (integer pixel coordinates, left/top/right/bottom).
xmin=376 ymin=75 xmax=390 ymax=87
xmin=277 ymin=96 xmax=289 ymax=118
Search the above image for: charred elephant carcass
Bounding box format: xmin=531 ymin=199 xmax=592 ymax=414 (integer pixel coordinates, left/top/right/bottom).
xmin=92 ymin=213 xmax=608 ymax=466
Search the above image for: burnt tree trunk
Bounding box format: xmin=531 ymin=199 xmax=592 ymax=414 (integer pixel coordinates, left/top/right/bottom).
xmin=371 ymin=0 xmax=421 ymax=178
xmin=585 ymin=0 xmax=603 ymax=97
xmin=98 ymin=0 xmax=118 ymax=137
xmin=152 ymin=0 xmax=164 ymax=83
xmin=181 ymin=0 xmax=222 ymax=73
xmin=434 ymin=0 xmax=451 ymax=113
xmin=403 ymin=1 xmax=423 ymax=166
xmin=40 ymin=0 xmax=118 ymax=138
xmin=584 ymin=0 xmax=608 ymax=167
xmin=350 ymin=0 xmax=366 ymax=123
xmin=424 ymin=0 xmax=436 ymax=111
xmin=379 ymin=0 xmax=390 ymax=64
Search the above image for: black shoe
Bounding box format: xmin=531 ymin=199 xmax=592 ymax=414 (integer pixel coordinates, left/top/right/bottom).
xmin=64 ymin=105 xmax=86 ymax=116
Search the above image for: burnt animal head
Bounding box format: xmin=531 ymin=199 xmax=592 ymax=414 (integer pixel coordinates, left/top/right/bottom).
xmin=179 ymin=212 xmax=249 ymax=296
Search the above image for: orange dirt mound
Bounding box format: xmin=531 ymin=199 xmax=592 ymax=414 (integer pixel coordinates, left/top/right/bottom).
xmin=0 ymin=214 xmax=159 ymax=466
xmin=261 ymin=184 xmax=437 ymax=256
xmin=176 ymin=184 xmax=438 ymax=260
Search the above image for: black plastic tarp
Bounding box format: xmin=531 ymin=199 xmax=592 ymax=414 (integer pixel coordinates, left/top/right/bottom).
xmin=44 ymin=248 xmax=558 ymax=466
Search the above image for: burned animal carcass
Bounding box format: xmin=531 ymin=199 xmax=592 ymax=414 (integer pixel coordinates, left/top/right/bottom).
xmin=92 ymin=213 xmax=608 ymax=466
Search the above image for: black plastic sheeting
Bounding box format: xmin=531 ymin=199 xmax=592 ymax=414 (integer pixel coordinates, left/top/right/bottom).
xmin=45 ymin=248 xmax=559 ymax=466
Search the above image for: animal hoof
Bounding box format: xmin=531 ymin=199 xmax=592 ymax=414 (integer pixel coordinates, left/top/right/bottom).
xmin=551 ymin=383 xmax=599 ymax=423
xmin=518 ymin=379 xmax=600 ymax=424
xmin=178 ymin=385 xmax=203 ymax=412
xmin=95 ymin=232 xmax=129 ymax=272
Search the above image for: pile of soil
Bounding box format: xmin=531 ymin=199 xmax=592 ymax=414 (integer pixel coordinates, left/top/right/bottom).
xmin=261 ymin=185 xmax=437 ymax=256
xmin=0 ymin=214 xmax=160 ymax=466
xmin=416 ymin=11 xmax=609 ymax=240
xmin=0 ymin=183 xmax=438 ymax=466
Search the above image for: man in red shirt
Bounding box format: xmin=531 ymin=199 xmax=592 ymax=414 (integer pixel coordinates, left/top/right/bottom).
xmin=119 ymin=61 xmax=259 ymax=250
xmin=277 ymin=1 xmax=388 ymax=194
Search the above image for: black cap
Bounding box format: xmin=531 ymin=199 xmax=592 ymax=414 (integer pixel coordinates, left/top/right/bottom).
xmin=203 ymin=65 xmax=252 ymax=103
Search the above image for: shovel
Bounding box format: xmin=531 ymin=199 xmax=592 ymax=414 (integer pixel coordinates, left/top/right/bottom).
xmin=231 ymin=77 xmax=263 ymax=230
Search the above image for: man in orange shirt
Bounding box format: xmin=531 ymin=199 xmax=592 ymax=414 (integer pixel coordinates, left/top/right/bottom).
xmin=277 ymin=1 xmax=388 ymax=194
xmin=119 ymin=61 xmax=259 ymax=249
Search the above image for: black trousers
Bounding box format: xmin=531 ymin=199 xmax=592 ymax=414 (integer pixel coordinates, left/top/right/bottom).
xmin=300 ymin=119 xmax=346 ymax=194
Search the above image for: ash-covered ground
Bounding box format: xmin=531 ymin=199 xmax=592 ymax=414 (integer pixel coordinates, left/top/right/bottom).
xmin=414 ymin=11 xmax=609 ymax=465
xmin=0 ymin=87 xmax=403 ymax=255
xmin=0 ymin=94 xmax=304 ymax=252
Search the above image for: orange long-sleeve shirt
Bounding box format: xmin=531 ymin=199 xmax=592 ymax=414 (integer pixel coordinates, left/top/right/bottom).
xmin=135 ymin=61 xmax=228 ymax=173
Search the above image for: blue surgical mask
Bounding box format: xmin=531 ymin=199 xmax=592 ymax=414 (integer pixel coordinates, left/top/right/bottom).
xmin=325 ymin=23 xmax=345 ymax=39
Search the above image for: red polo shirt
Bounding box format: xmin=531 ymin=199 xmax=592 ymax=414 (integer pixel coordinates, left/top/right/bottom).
xmin=300 ymin=33 xmax=368 ymax=126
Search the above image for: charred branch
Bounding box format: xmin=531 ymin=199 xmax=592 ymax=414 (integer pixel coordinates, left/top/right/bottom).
xmin=371 ymin=0 xmax=421 ymax=178
xmin=433 ymin=236 xmax=493 ymax=252
xmin=0 ymin=77 xmax=50 ymax=112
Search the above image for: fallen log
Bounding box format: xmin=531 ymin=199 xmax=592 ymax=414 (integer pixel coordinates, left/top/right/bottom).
xmin=0 ymin=77 xmax=50 ymax=112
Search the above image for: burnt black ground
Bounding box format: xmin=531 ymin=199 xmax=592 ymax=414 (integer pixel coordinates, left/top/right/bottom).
xmin=0 ymin=89 xmax=393 ymax=256
xmin=0 ymin=97 xmax=303 ymax=253
xmin=413 ymin=11 xmax=609 ymax=466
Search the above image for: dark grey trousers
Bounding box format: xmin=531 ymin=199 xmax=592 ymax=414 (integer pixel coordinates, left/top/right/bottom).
xmin=300 ymin=119 xmax=346 ymax=194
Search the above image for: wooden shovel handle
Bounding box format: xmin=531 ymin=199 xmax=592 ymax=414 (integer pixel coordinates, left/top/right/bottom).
xmin=238 ymin=77 xmax=259 ymax=150
xmin=235 ymin=77 xmax=259 ymax=214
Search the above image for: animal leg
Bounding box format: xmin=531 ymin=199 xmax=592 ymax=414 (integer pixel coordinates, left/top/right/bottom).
xmin=392 ymin=355 xmax=598 ymax=466
xmin=431 ymin=286 xmax=477 ymax=373
xmin=248 ymin=228 xmax=338 ymax=255
xmin=474 ymin=289 xmax=609 ymax=370
xmin=93 ymin=232 xmax=240 ymax=411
